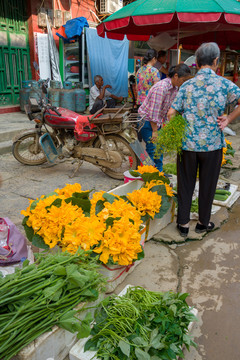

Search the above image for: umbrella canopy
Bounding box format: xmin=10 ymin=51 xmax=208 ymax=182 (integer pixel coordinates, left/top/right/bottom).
xmin=97 ymin=0 xmax=240 ymax=49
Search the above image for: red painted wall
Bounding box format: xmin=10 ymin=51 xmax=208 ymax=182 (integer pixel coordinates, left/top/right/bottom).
xmin=27 ymin=0 xmax=97 ymax=79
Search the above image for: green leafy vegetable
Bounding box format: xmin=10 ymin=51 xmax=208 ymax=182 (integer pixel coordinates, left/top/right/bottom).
xmin=84 ymin=286 xmax=197 ymax=359
xmin=0 ymin=250 xmax=105 ymax=360
xmin=154 ymin=114 xmax=188 ymax=157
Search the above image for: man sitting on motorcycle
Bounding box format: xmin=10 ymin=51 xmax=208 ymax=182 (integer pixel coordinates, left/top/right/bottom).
xmin=89 ymin=75 xmax=123 ymax=114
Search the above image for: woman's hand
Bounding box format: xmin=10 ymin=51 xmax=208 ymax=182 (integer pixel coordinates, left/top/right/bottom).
xmin=217 ymin=115 xmax=229 ymax=131
xmin=151 ymin=130 xmax=158 ymax=142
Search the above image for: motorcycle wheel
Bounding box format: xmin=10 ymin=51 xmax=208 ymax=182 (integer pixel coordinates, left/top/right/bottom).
xmin=93 ymin=134 xmax=140 ymax=180
xmin=12 ymin=132 xmax=47 ymax=165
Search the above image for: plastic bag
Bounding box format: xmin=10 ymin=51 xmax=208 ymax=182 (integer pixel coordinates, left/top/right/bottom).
xmin=0 ymin=218 xmax=28 ymax=265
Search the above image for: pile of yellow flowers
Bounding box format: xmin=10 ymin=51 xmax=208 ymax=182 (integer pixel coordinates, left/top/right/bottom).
xmin=222 ymin=139 xmax=235 ymax=166
xmin=22 ymin=167 xmax=174 ymax=266
xmin=22 ymin=184 xmax=143 ymax=266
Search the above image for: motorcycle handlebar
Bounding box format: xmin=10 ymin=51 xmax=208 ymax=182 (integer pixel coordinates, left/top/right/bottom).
xmin=51 ymin=106 xmax=62 ymax=116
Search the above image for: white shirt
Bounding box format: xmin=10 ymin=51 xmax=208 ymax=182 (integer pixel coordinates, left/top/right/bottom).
xmin=89 ymin=84 xmax=112 ymax=110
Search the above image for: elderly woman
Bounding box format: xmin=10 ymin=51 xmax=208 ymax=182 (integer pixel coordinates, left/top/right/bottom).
xmin=168 ymin=42 xmax=240 ymax=237
xmin=139 ymin=64 xmax=191 ymax=172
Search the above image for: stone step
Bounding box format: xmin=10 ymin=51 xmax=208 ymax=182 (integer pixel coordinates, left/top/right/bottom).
xmin=0 ymin=129 xmax=24 ymax=142
xmin=0 ymin=140 xmax=13 ymax=155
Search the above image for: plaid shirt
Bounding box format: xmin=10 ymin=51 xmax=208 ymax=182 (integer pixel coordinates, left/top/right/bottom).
xmin=138 ymin=77 xmax=178 ymax=127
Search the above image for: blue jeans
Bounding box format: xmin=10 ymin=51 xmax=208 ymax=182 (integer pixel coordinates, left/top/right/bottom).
xmin=140 ymin=121 xmax=163 ymax=172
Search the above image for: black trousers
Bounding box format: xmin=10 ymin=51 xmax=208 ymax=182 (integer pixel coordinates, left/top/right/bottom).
xmin=90 ymin=98 xmax=116 ymax=114
xmin=177 ymin=149 xmax=223 ymax=227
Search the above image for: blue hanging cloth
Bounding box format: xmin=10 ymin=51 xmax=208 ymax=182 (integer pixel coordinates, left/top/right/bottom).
xmin=56 ymin=17 xmax=89 ymax=42
xmin=86 ymin=28 xmax=129 ymax=97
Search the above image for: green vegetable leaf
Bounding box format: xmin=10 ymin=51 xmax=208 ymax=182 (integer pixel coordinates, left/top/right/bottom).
xmin=170 ymin=343 xmax=180 ymax=354
xmin=95 ymin=200 xmax=105 ymax=215
xmin=129 ymin=170 xmax=142 ymax=177
xmin=178 ymin=293 xmax=189 ymax=302
xmin=141 ymin=172 xmax=164 ymax=184
xmin=43 ymin=279 xmax=64 ymax=301
xmin=135 ymin=348 xmax=151 ymax=360
xmin=137 ymin=248 xmax=145 ymax=261
xmin=30 ymin=199 xmax=40 ymax=211
xmin=132 ymin=336 xmax=148 ymax=346
xmin=169 ymin=304 xmax=177 ymax=316
xmin=22 ymin=216 xmax=29 ymax=226
xmin=151 ymin=334 xmax=165 ymax=350
xmin=72 ymin=191 xmax=90 ymax=199
xmin=53 ymin=265 xmax=67 ymax=276
xmin=167 ymin=347 xmax=177 ymax=359
xmin=23 ymin=223 xmax=34 ymax=242
xmin=77 ymin=321 xmax=92 ymax=339
xmin=32 ymin=234 xmax=49 ymax=249
xmin=154 ymin=197 xmax=171 ymax=219
xmin=65 ymin=197 xmax=91 ymax=215
xmin=47 ymin=198 xmax=62 ymax=208
xmin=58 ymin=310 xmax=81 ymax=333
xmin=22 ymin=259 xmax=30 ymax=268
xmin=84 ymin=336 xmax=99 ymax=352
xmin=118 ymin=340 xmax=130 ymax=357
xmin=102 ymin=193 xmax=118 ymax=204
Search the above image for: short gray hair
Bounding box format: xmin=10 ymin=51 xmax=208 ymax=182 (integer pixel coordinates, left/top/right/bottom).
xmin=195 ymin=42 xmax=220 ymax=67
xmin=94 ymin=75 xmax=102 ymax=84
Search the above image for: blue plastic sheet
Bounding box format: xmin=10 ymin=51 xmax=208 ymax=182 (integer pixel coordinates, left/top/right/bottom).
xmin=86 ymin=28 xmax=129 ymax=97
xmin=56 ymin=17 xmax=89 ymax=42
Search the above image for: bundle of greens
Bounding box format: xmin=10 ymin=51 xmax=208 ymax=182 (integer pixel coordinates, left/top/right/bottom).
xmin=155 ymin=114 xmax=188 ymax=157
xmin=0 ymin=250 xmax=105 ymax=360
xmin=190 ymin=198 xmax=199 ymax=213
xmin=84 ymin=286 xmax=197 ymax=360
xmin=163 ymin=163 xmax=177 ymax=176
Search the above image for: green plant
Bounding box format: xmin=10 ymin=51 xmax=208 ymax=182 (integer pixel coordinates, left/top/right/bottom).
xmin=163 ymin=162 xmax=177 ymax=175
xmin=154 ymin=114 xmax=188 ymax=158
xmin=85 ymin=286 xmax=197 ymax=359
xmin=0 ymin=250 xmax=105 ymax=360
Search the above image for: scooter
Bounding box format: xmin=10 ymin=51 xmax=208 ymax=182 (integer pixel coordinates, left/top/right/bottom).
xmin=12 ymin=79 xmax=141 ymax=179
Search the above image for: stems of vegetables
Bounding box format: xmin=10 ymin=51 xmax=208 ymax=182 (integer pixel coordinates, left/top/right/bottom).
xmin=0 ymin=250 xmax=104 ymax=360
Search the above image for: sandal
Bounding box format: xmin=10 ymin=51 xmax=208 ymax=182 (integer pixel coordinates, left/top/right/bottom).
xmin=195 ymin=222 xmax=215 ymax=234
xmin=177 ymin=224 xmax=189 ymax=237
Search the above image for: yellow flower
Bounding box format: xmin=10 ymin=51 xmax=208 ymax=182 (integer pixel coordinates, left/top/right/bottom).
xmin=221 ymin=154 xmax=227 ymax=166
xmin=93 ymin=217 xmax=142 ymax=265
xmin=54 ymin=183 xmax=89 ymax=198
xmin=96 ymin=198 xmax=142 ymax=229
xmin=136 ymin=165 xmax=163 ymax=175
xmin=165 ymin=183 xmax=174 ymax=197
xmin=62 ymin=215 xmax=105 ymax=252
xmin=127 ymin=187 xmax=162 ymax=218
xmin=225 ymin=139 xmax=232 ymax=147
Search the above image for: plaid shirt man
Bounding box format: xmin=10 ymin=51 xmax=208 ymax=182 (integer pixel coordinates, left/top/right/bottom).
xmin=138 ymin=77 xmax=178 ymax=127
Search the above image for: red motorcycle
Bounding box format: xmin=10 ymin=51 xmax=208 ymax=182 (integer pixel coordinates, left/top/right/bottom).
xmin=12 ymin=80 xmax=141 ymax=179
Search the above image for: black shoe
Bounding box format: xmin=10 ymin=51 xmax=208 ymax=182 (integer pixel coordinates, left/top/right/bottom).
xmin=195 ymin=222 xmax=215 ymax=234
xmin=177 ymin=224 xmax=189 ymax=237
xmin=164 ymin=173 xmax=172 ymax=178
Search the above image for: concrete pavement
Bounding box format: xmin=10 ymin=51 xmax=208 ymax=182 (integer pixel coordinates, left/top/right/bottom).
xmin=1 ymin=112 xmax=240 ymax=360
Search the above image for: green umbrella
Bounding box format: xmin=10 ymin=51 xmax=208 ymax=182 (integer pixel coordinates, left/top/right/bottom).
xmin=97 ymin=0 xmax=240 ymax=49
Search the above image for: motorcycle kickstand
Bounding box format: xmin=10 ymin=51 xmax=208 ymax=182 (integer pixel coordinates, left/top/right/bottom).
xmin=69 ymin=159 xmax=83 ymax=178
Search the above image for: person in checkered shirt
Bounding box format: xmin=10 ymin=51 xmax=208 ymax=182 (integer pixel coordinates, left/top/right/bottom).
xmin=138 ymin=64 xmax=191 ymax=172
